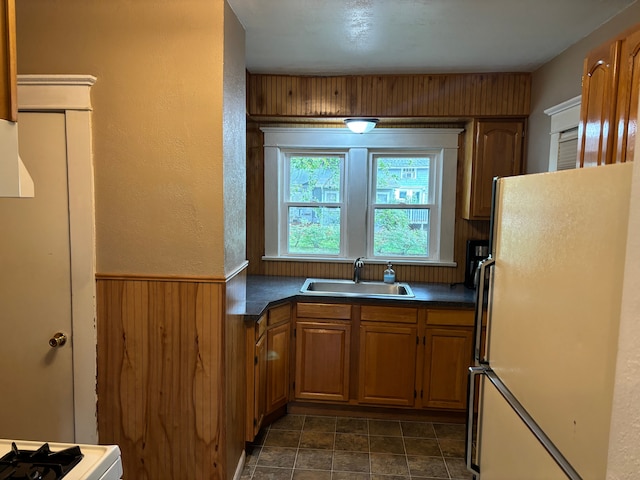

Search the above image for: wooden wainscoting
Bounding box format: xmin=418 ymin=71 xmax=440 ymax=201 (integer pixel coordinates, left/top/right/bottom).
xmin=97 ymin=272 xmax=246 ymax=480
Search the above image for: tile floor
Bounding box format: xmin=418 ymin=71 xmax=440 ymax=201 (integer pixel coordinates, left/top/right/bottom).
xmin=241 ymin=414 xmax=473 ymax=480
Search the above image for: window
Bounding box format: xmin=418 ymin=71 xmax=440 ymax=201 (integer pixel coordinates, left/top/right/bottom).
xmin=372 ymin=156 xmax=433 ymax=257
xmin=545 ymin=95 xmax=580 ymax=171
xmin=263 ymin=127 xmax=461 ymax=264
xmin=286 ymin=153 xmax=344 ymax=255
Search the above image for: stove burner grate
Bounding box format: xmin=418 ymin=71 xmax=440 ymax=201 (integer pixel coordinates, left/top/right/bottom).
xmin=0 ymin=442 xmax=84 ymax=480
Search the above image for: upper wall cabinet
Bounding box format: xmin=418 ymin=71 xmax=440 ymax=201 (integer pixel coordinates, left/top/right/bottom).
xmin=578 ymin=23 xmax=640 ymax=167
xmin=1 ymin=0 xmax=17 ymax=123
xmin=461 ymin=119 xmax=526 ymax=220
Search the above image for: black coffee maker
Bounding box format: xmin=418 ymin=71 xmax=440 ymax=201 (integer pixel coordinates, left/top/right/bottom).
xmin=464 ymin=239 xmax=490 ymax=289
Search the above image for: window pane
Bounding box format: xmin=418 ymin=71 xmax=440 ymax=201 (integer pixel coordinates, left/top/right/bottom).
xmin=373 ymin=208 xmax=429 ymax=256
xmin=288 ymin=207 xmax=341 ymax=254
xmin=288 ymin=156 xmax=342 ymax=202
xmin=375 ymin=157 xmax=430 ymax=204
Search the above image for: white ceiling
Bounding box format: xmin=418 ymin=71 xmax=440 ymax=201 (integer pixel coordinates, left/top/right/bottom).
xmin=227 ymin=0 xmax=636 ymax=75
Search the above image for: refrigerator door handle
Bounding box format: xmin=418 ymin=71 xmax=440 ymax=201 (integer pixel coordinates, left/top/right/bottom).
xmin=467 ymin=366 xmax=584 ymax=480
xmin=465 ymin=366 xmax=484 ymax=475
xmin=473 ymin=256 xmax=494 ymax=364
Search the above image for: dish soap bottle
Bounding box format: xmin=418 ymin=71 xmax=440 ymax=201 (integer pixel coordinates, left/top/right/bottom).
xmin=383 ymin=262 xmax=395 ymax=284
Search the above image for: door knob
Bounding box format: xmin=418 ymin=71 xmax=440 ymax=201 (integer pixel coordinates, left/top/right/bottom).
xmin=49 ymin=332 xmax=67 ymax=348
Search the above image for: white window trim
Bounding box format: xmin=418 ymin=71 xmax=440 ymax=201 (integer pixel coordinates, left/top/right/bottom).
xmin=263 ymin=127 xmax=462 ymax=265
xmin=545 ymin=95 xmax=581 ymax=172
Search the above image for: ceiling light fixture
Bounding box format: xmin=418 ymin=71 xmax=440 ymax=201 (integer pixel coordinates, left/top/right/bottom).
xmin=344 ymin=118 xmax=378 ymax=134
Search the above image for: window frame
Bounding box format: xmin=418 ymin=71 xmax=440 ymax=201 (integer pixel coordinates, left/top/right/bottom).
xmin=263 ymin=127 xmax=462 ymax=265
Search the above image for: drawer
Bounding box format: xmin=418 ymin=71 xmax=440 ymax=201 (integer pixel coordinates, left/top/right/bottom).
xmin=426 ymin=309 xmax=475 ymax=326
xmin=296 ymin=302 xmax=352 ymax=320
xmin=360 ymin=305 xmax=417 ymax=324
xmin=268 ymin=303 xmax=291 ymax=327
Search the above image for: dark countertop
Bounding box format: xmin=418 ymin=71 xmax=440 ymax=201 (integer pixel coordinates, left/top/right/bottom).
xmin=244 ymin=275 xmax=477 ymax=320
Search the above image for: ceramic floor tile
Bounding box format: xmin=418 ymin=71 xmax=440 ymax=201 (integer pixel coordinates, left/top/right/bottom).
xmin=369 ymin=435 xmax=405 ymax=454
xmin=368 ymin=419 xmax=402 ymax=437
xmin=244 ymin=414 xmax=468 ymax=480
xmin=304 ymin=415 xmax=337 ymax=432
xmin=400 ymin=421 xmax=436 ymax=438
xmin=370 ymin=475 xmax=409 ymax=480
xmin=369 ymin=452 xmax=410 ymax=476
xmin=403 ymin=437 xmax=441 ymax=456
xmin=295 ymin=449 xmax=334 ymax=470
xmin=252 ymin=467 xmax=294 ymax=480
xmin=336 ymin=417 xmax=368 ymax=434
xmin=406 ymin=455 xmax=449 ymax=479
xmin=332 ymin=451 xmax=371 ymax=473
xmin=332 ymin=473 xmax=370 ymax=480
xmin=292 ymin=470 xmax=332 ymax=480
xmin=334 ymin=433 xmax=369 ymax=452
xmin=433 ymin=423 xmax=466 ymax=441
xmin=438 ymin=438 xmax=465 ymax=458
xmin=264 ymin=429 xmax=301 ymax=448
xmin=257 ymin=446 xmax=298 ymax=468
xmin=445 ymin=457 xmax=474 ymax=479
xmin=271 ymin=414 xmax=305 ymax=431
xmin=299 ymin=430 xmax=335 ymax=449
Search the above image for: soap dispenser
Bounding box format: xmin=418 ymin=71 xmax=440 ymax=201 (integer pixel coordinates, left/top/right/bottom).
xmin=383 ymin=262 xmax=395 ymax=284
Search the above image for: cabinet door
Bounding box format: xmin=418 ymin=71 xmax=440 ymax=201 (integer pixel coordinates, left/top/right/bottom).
xmin=422 ymin=327 xmax=473 ymax=410
xmin=295 ymin=321 xmax=350 ymax=402
xmin=613 ymin=27 xmax=640 ymax=164
xmin=465 ymin=119 xmax=525 ymax=219
xmin=0 ymin=0 xmax=17 ymax=122
xmin=266 ymin=322 xmax=290 ymax=413
xmin=358 ymin=324 xmax=417 ymax=406
xmin=246 ymin=332 xmax=267 ymax=441
xmin=578 ymin=40 xmax=621 ymax=167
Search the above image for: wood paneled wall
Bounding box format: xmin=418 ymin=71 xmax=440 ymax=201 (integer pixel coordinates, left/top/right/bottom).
xmin=97 ymin=275 xmax=246 ymax=480
xmin=247 ymin=72 xmax=531 ymax=118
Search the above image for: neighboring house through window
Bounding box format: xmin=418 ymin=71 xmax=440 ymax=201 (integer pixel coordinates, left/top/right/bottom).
xmin=263 ymin=127 xmax=462 ymax=264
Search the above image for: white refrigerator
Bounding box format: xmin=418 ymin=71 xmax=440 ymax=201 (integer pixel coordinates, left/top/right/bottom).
xmin=466 ymin=162 xmax=633 ymax=479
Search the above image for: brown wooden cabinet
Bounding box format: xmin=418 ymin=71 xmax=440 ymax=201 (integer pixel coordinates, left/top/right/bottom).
xmin=420 ymin=309 xmax=475 ymax=410
xmin=421 ymin=327 xmax=473 ymax=410
xmin=245 ymin=315 xmax=267 ymax=441
xmin=462 ymin=119 xmax=526 ymax=219
xmin=246 ymin=304 xmax=292 ymax=441
xmin=294 ymin=302 xmax=352 ymax=402
xmin=0 ymin=0 xmax=17 ymax=123
xmin=291 ymin=302 xmax=479 ymax=411
xmin=579 ymin=23 xmax=640 ymax=167
xmin=358 ymin=305 xmax=418 ymax=406
xmin=265 ymin=304 xmax=291 ymax=413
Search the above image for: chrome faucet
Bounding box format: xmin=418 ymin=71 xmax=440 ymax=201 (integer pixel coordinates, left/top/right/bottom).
xmin=353 ymin=257 xmax=365 ymax=283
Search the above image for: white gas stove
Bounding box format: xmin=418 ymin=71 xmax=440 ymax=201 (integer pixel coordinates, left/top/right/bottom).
xmin=0 ymin=439 xmax=122 ymax=480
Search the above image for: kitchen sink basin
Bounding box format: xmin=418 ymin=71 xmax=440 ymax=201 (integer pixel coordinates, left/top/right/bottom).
xmin=300 ymin=278 xmax=415 ymax=298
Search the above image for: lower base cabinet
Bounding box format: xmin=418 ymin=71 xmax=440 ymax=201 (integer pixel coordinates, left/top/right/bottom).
xmin=246 ymin=317 xmax=267 ymax=441
xmin=421 ymin=326 xmax=473 ymax=410
xmin=246 ymin=304 xmax=291 ymax=442
xmin=294 ymin=321 xmax=351 ymax=402
xmin=247 ymin=302 xmax=479 ymax=440
xmin=266 ymin=321 xmax=290 ymax=412
xmin=358 ymin=323 xmax=417 ymax=406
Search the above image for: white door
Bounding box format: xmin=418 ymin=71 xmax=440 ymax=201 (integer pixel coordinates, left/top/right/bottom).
xmin=0 ymin=112 xmax=75 ymax=442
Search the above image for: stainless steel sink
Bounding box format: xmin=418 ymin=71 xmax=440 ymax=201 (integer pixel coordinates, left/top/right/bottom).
xmin=300 ymin=278 xmax=415 ymax=298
